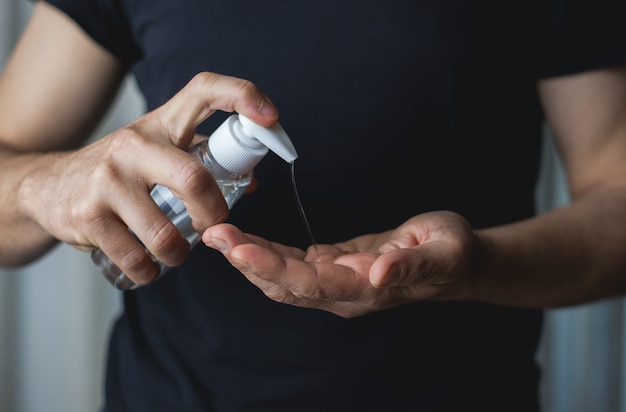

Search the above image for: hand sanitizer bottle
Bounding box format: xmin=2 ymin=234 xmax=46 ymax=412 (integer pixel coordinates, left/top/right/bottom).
xmin=91 ymin=113 xmax=298 ymax=290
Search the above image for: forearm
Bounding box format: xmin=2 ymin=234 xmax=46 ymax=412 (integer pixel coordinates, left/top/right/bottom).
xmin=0 ymin=147 xmax=61 ymax=266
xmin=0 ymin=2 xmax=129 ymax=267
xmin=472 ymin=184 xmax=626 ymax=308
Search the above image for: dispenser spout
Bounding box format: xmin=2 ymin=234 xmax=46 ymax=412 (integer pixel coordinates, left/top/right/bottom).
xmin=239 ymin=114 xmax=298 ymax=163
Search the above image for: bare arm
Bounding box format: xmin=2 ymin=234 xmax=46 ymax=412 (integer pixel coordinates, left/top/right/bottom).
xmin=0 ymin=2 xmax=126 ymax=265
xmin=472 ymin=64 xmax=626 ymax=307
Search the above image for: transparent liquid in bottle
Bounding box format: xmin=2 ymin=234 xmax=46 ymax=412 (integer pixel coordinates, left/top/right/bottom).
xmin=91 ymin=140 xmax=252 ymax=290
xmin=92 ymin=113 xmax=299 ymax=290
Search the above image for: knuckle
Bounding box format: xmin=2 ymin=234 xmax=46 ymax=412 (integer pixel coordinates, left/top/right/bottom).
xmin=69 ymin=200 xmax=115 ymax=244
xmin=193 ymin=72 xmax=260 ymax=107
xmin=291 ymin=285 xmax=332 ymax=302
xmin=120 ymin=246 xmax=149 ymax=272
xmin=144 ymin=217 xmax=189 ymax=266
xmin=146 ymin=217 xmax=178 ymax=249
xmin=178 ymin=160 xmax=212 ymax=197
xmin=192 ymin=71 xmax=220 ymax=90
xmin=265 ymin=287 xmax=297 ymax=304
xmin=106 ymin=126 xmax=144 ymax=153
xmin=71 ymin=203 xmax=104 ymax=232
xmin=234 ymin=78 xmax=258 ymax=98
xmin=89 ymin=128 xmax=144 ymax=184
xmin=120 ymin=247 xmax=158 ymax=285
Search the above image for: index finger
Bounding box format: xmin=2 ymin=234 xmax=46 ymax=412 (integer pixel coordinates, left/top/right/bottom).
xmin=156 ymin=72 xmax=280 ymax=148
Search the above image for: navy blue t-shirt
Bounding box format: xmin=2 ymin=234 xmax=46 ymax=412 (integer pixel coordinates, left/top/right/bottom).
xmin=40 ymin=0 xmax=626 ymax=410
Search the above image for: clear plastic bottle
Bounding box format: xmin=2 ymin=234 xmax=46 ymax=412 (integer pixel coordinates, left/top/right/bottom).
xmin=91 ymin=113 xmax=298 ymax=290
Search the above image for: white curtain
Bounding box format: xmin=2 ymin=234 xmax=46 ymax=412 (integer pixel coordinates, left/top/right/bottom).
xmin=535 ymin=132 xmax=626 ymax=412
xmin=0 ymin=1 xmax=624 ymax=411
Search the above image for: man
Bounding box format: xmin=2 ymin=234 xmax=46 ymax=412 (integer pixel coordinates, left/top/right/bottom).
xmin=2 ymin=1 xmax=626 ymax=410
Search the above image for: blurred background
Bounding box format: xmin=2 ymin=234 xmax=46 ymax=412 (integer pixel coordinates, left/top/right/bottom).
xmin=1 ymin=1 xmax=625 ymax=411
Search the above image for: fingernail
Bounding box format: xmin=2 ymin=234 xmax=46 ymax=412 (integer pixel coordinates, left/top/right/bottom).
xmin=258 ymin=97 xmax=277 ymax=116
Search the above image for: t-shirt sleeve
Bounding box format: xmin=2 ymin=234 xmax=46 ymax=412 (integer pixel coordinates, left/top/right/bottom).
xmin=538 ymin=0 xmax=626 ymax=78
xmin=38 ymin=0 xmax=141 ymax=66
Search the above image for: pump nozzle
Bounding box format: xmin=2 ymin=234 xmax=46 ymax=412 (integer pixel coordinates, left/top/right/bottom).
xmin=208 ymin=113 xmax=298 ymax=174
xmin=238 ymin=114 xmax=298 ymax=163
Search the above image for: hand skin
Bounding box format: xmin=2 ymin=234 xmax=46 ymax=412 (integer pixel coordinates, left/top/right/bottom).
xmin=203 ymin=64 xmax=626 ymax=318
xmin=0 ymin=2 xmax=278 ymax=285
xmin=203 ymin=211 xmax=476 ymax=318
xmin=13 ymin=73 xmax=277 ymax=286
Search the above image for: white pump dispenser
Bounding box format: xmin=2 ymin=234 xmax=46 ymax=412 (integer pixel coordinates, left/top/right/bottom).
xmin=91 ymin=113 xmax=298 ymax=290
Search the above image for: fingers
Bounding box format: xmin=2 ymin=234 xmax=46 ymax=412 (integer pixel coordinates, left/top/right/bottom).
xmin=128 ymin=72 xmax=279 ymax=234
xmin=154 ymin=72 xmax=279 ymax=148
xmin=95 ymin=72 xmax=279 ymax=281
xmin=369 ymin=238 xmax=469 ymax=304
xmin=141 ymin=140 xmax=230 ymax=231
xmin=204 ymin=223 xmax=306 ymax=260
xmin=202 ymin=212 xmax=475 ymax=315
xmin=83 ymin=168 xmax=191 ymax=285
xmin=203 ymin=223 xmax=381 ymax=317
xmin=92 ymin=218 xmax=161 ymax=285
xmin=369 ymin=249 xmax=418 ymax=288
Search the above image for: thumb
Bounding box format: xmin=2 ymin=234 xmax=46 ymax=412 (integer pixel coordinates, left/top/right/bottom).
xmin=369 ymin=248 xmax=421 ymax=288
